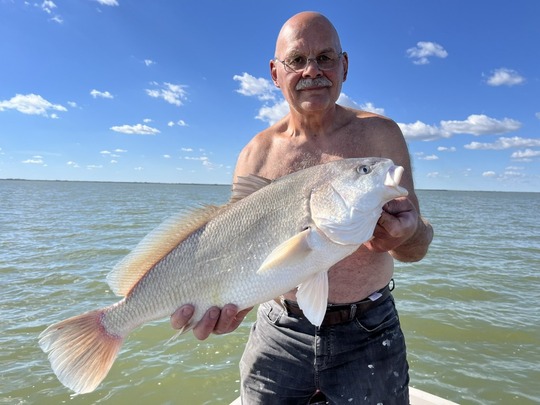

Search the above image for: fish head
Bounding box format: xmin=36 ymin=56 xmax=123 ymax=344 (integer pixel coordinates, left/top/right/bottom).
xmin=310 ymin=158 xmax=409 ymax=245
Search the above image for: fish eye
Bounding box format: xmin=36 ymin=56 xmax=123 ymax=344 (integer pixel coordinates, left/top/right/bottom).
xmin=357 ymin=165 xmax=371 ymax=174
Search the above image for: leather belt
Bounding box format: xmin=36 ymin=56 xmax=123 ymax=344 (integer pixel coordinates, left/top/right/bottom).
xmin=278 ymin=283 xmax=392 ymax=327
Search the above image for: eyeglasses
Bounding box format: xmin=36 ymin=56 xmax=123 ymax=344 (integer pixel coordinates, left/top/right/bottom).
xmin=275 ymin=51 xmax=344 ymax=73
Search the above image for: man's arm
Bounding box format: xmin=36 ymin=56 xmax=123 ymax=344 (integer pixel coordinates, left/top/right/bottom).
xmin=363 ymin=117 xmax=434 ymax=261
xmin=365 ymin=197 xmax=433 ymax=262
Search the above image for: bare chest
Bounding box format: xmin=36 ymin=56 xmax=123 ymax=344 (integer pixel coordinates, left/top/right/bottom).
xmin=260 ymin=134 xmax=376 ymax=180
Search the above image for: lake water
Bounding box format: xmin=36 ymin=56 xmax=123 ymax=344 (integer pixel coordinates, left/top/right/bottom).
xmin=1 ymin=180 xmax=539 ymax=404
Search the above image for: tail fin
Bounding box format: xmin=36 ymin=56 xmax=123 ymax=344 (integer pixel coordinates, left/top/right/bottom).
xmin=39 ymin=309 xmax=124 ymax=394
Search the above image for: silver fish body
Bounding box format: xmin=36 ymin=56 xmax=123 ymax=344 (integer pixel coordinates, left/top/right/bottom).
xmin=39 ymin=157 xmax=408 ymax=394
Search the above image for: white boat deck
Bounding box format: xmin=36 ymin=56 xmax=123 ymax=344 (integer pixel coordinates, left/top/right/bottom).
xmin=229 ymin=387 xmax=459 ymax=404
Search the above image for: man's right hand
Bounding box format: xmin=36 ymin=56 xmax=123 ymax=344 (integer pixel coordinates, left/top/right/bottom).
xmin=170 ymin=304 xmax=253 ymax=340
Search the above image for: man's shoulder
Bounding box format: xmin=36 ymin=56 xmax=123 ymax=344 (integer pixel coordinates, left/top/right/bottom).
xmin=340 ymin=105 xmax=400 ymax=132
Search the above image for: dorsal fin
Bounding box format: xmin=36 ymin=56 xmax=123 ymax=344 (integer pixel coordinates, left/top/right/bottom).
xmin=230 ymin=174 xmax=272 ymax=203
xmin=106 ymin=205 xmax=222 ymax=297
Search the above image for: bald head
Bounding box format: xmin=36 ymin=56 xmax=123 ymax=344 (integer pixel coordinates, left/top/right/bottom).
xmin=275 ymin=12 xmax=342 ymax=59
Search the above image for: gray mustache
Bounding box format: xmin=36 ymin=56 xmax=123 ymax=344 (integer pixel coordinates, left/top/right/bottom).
xmin=296 ymin=77 xmax=333 ymax=90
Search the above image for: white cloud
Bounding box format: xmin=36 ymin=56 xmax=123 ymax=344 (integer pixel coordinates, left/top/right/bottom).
xmin=398 ymin=121 xmax=446 ymax=141
xmin=67 ymin=161 xmax=80 ymax=168
xmin=234 ymin=73 xmax=277 ymax=101
xmin=256 ymin=100 xmax=289 ymax=125
xmin=465 ymin=136 xmax=540 ymax=150
xmin=502 ymin=169 xmax=525 ymax=178
xmin=90 ymin=89 xmax=114 ymax=99
xmin=50 ymin=15 xmax=63 ymax=24
xmin=359 ymin=102 xmax=385 ymax=115
xmin=146 ymin=82 xmax=188 ymax=106
xmin=182 ymin=155 xmax=223 ymax=170
xmin=181 ymin=147 xmax=193 ymax=152
xmin=406 ymin=41 xmax=448 ymax=65
xmin=535 ymin=112 xmax=540 ymax=120
xmin=35 ymin=1 xmax=62 ymax=23
xmin=337 ymin=93 xmax=385 ymax=115
xmin=22 ymin=155 xmax=45 ymax=165
xmin=41 ymin=0 xmax=57 ymax=14
xmin=511 ymin=149 xmax=540 ymax=160
xmin=233 ymin=73 xmax=286 ymax=124
xmin=400 ymin=114 xmax=521 ymax=141
xmin=163 ymin=154 xmax=171 ymax=159
xmin=437 ymin=146 xmax=456 ymax=152
xmin=144 ymin=59 xmax=156 ymax=67
xmin=169 ymin=119 xmax=188 ymax=127
xmin=482 ymin=171 xmax=497 ymax=177
xmin=110 ymin=124 xmax=160 ymax=135
xmin=202 ymin=160 xmax=224 ymax=170
xmin=96 ymin=0 xmax=119 ymax=6
xmin=184 ymin=156 xmax=208 ymax=161
xmin=486 ymin=68 xmax=525 ymax=87
xmin=0 ymin=93 xmax=66 ymax=117
xmin=440 ymin=114 xmax=521 ymax=135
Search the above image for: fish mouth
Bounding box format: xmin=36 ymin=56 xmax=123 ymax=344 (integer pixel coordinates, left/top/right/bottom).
xmin=384 ymin=165 xmax=409 ymax=196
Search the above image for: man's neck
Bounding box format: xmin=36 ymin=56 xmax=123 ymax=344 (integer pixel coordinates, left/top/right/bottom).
xmin=286 ymin=104 xmax=342 ymax=139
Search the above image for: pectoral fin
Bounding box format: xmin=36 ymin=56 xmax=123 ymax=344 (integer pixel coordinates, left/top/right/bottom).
xmin=256 ymin=229 xmax=312 ymax=274
xmin=296 ymin=271 xmax=329 ymax=327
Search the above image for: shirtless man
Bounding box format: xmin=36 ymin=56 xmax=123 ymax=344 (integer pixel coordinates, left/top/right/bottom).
xmin=171 ymin=11 xmax=433 ymax=404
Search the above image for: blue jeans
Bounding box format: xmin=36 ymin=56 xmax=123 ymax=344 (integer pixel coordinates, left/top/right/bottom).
xmin=239 ymin=295 xmax=409 ymax=404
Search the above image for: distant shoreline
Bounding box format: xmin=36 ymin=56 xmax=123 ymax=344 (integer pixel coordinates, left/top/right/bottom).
xmin=1 ymin=178 xmax=537 ymax=193
xmin=0 ymin=178 xmax=230 ymax=187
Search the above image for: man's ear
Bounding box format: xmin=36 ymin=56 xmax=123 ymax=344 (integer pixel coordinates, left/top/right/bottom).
xmin=270 ymin=59 xmax=280 ymax=87
xmin=342 ymin=52 xmax=349 ymax=82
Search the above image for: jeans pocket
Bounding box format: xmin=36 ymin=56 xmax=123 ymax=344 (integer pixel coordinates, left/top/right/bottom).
xmin=260 ymin=302 xmax=285 ymax=325
xmin=353 ymin=297 xmax=399 ymax=333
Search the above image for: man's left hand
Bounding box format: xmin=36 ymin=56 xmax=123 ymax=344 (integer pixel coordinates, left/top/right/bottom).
xmin=364 ymin=197 xmax=419 ymax=253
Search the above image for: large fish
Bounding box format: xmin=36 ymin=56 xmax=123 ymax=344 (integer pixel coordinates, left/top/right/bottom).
xmin=39 ymin=157 xmax=408 ymax=394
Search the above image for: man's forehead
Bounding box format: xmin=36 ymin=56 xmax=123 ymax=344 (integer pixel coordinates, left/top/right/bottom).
xmin=283 ymin=46 xmax=337 ymax=57
xmin=278 ymin=33 xmax=337 ymax=54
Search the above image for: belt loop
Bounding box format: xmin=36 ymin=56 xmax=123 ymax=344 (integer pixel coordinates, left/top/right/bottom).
xmin=279 ymin=295 xmax=289 ymax=315
xmin=349 ymin=303 xmax=357 ymax=321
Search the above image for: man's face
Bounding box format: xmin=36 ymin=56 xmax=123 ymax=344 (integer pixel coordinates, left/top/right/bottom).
xmin=271 ymin=20 xmax=348 ymax=114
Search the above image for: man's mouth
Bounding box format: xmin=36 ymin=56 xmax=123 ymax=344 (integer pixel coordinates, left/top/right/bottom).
xmin=296 ymin=77 xmax=333 ymax=90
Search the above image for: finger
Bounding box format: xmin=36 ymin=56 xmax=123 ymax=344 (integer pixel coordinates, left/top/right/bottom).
xmin=213 ymin=304 xmax=239 ymax=334
xmin=170 ymin=305 xmax=195 ymax=330
xmin=192 ymin=306 xmax=220 ymax=340
xmin=228 ymin=307 xmax=253 ymax=331
xmin=217 ymin=306 xmax=253 ymax=334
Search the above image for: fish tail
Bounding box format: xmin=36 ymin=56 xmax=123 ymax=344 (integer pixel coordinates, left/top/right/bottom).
xmin=39 ymin=309 xmax=124 ymax=394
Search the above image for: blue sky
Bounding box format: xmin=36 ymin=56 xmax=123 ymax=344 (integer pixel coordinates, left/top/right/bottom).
xmin=1 ymin=1 xmax=539 ymax=192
